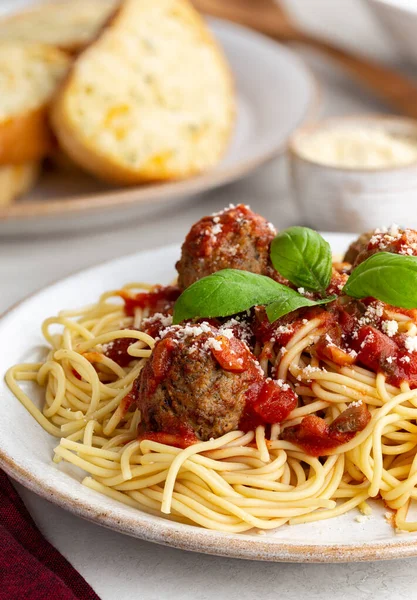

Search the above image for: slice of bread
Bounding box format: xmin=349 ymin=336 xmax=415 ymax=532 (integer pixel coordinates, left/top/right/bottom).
xmin=51 ymin=0 xmax=235 ymax=185
xmin=0 ymin=42 xmax=70 ymax=164
xmin=0 ymin=162 xmax=40 ymax=207
xmin=0 ymin=0 xmax=119 ymax=54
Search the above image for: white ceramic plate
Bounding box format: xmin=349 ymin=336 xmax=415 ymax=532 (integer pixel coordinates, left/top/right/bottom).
xmin=2 ymin=234 xmax=417 ymax=563
xmin=0 ymin=18 xmax=318 ymax=236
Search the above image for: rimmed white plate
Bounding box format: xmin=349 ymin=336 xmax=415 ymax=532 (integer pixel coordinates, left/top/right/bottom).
xmin=0 ymin=18 xmax=318 ymax=236
xmin=2 ymin=234 xmax=417 ymax=562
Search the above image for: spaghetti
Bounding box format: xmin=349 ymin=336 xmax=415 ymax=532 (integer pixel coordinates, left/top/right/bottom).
xmin=6 ymin=282 xmax=417 ymax=533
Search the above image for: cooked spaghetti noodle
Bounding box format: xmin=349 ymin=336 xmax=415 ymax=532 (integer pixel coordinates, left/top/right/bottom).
xmin=7 ymin=281 xmax=417 ymax=533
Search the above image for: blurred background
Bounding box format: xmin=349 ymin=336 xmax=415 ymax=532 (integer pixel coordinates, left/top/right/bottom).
xmin=3 ymin=0 xmax=417 ymax=298
xmin=2 ymin=0 xmax=417 ymax=238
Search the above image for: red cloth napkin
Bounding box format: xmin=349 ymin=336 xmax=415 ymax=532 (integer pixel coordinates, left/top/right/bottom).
xmin=0 ymin=471 xmax=100 ymax=600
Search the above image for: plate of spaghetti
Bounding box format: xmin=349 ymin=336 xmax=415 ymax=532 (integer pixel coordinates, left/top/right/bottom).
xmin=4 ymin=205 xmax=417 ymax=562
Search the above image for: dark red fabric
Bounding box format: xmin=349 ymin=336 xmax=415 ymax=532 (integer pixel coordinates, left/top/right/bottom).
xmin=0 ymin=471 xmax=100 ymax=600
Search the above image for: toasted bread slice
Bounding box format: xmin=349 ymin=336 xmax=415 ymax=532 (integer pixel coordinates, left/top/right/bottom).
xmin=51 ymin=0 xmax=234 ymax=185
xmin=0 ymin=42 xmax=70 ymax=164
xmin=0 ymin=0 xmax=119 ymax=54
xmin=0 ymin=162 xmax=40 ymax=207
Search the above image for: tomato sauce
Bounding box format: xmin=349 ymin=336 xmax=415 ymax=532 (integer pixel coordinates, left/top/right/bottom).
xmin=119 ymin=390 xmax=136 ymax=417
xmin=210 ymin=335 xmax=251 ymax=373
xmin=144 ymin=336 xmax=176 ymax=396
xmin=252 ymin=380 xmax=297 ymax=424
xmin=182 ymin=204 xmax=273 ymax=259
xmin=281 ymin=404 xmax=371 ymax=456
xmin=139 ymin=427 xmax=198 ymax=449
xmin=352 ymin=325 xmax=417 ymax=388
xmin=253 ymin=306 xmax=329 ymax=346
xmin=118 ymin=286 xmax=180 ymax=317
xmin=103 ymin=336 xmax=138 ymax=367
xmin=315 ymin=323 xmax=357 ymax=367
xmin=239 ymin=379 xmax=298 ymax=432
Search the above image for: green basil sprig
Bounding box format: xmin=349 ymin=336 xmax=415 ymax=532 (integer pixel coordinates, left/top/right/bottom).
xmin=266 ymin=294 xmax=335 ymax=323
xmin=270 ymin=226 xmax=332 ymax=293
xmin=172 ymin=269 xmax=330 ymax=325
xmin=343 ymin=252 xmax=417 ymax=308
xmin=173 ymin=226 xmax=417 ymax=326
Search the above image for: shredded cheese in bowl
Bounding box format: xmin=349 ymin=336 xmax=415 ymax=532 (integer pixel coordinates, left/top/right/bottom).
xmin=296 ymin=127 xmax=417 ymax=169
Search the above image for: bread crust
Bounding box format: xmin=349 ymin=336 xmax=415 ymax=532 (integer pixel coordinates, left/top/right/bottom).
xmin=0 ymin=0 xmax=119 ymax=54
xmin=0 ymin=161 xmax=39 ymax=206
xmin=0 ymin=43 xmax=70 ymax=165
xmin=50 ymin=0 xmax=234 ymax=185
xmin=0 ymin=107 xmax=53 ymax=164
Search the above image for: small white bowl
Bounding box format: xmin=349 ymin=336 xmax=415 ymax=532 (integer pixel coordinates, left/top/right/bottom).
xmin=289 ymin=115 xmax=417 ymax=233
xmin=367 ymin=0 xmax=417 ymax=64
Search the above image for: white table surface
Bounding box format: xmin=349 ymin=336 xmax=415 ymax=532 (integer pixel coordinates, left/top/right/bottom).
xmin=2 ymin=1 xmax=417 ymax=599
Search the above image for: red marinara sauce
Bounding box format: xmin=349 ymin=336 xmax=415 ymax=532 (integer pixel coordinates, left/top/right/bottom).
xmin=104 ymin=286 xmax=180 ymax=366
xmin=354 ymin=325 xmax=417 ymax=388
xmin=181 ymin=204 xmax=274 ymax=259
xmin=104 ymin=335 xmax=139 ymax=367
xmin=139 ymin=424 xmax=198 ymax=449
xmin=281 ymin=403 xmax=371 ymax=457
xmin=252 ymin=306 xmax=330 ymax=347
xmin=118 ymin=285 xmax=180 ymax=317
xmin=142 ymin=336 xmax=177 ymax=396
xmin=239 ymin=379 xmax=298 ymax=432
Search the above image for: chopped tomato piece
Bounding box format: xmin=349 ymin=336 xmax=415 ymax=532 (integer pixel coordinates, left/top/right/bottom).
xmin=252 ymin=380 xmax=297 ymax=424
xmin=354 ymin=325 xmax=399 ymax=374
xmin=388 ymin=350 xmax=417 ymax=389
xmin=210 ymin=335 xmax=249 ymax=373
xmin=144 ymin=337 xmax=176 ymax=395
xmin=281 ymin=404 xmax=371 ymax=456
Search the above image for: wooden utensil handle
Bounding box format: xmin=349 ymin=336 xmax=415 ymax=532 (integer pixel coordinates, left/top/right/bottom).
xmin=193 ymin=0 xmax=417 ymax=119
xmin=297 ymin=32 xmax=417 ymax=119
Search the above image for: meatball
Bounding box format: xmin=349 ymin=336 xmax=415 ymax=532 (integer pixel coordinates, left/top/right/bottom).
xmin=345 ymin=227 xmax=417 ymax=267
xmin=136 ymin=323 xmax=263 ymax=441
xmin=176 ymin=204 xmax=282 ymax=289
xmin=343 ymin=231 xmax=374 ymax=264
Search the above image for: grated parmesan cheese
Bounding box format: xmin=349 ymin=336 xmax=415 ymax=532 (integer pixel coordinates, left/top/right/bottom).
xmin=296 ymin=127 xmax=417 ymax=169
xmin=142 ymin=312 xmax=172 ymax=329
xmin=275 ymin=324 xmax=294 ymax=335
xmin=381 ymin=319 xmax=398 ymax=337
xmin=275 ymin=378 xmax=291 ymax=392
xmin=203 ymin=337 xmax=223 ymax=352
xmin=405 ymin=336 xmax=417 ymax=353
xmin=220 ymin=328 xmax=234 ymax=339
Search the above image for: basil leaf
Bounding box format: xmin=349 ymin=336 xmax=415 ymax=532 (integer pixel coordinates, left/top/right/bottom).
xmin=173 ymin=269 xmax=294 ymax=324
xmin=266 ymin=294 xmax=336 ymax=323
xmin=343 ymin=252 xmax=417 ymax=308
xmin=270 ymin=226 xmax=332 ymax=293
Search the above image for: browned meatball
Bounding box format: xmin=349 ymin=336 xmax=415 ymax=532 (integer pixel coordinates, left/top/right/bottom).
xmin=345 ymin=227 xmax=417 ymax=267
xmin=176 ymin=204 xmax=282 ymax=289
xmin=343 ymin=231 xmax=374 ymax=264
xmin=135 ymin=323 xmax=263 ymax=442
